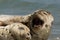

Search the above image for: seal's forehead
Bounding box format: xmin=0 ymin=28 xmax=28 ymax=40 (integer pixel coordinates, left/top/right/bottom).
xmin=34 ymin=9 xmax=51 ymax=15
xmin=33 ymin=9 xmax=54 ymax=22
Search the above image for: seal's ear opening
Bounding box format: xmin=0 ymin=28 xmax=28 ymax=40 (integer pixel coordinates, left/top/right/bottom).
xmin=32 ymin=16 xmax=44 ymax=27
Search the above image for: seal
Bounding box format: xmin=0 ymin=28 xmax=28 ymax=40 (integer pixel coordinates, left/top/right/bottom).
xmin=0 ymin=9 xmax=54 ymax=40
xmin=5 ymin=23 xmax=31 ymax=40
xmin=27 ymin=9 xmax=54 ymax=40
xmin=0 ymin=23 xmax=31 ymax=40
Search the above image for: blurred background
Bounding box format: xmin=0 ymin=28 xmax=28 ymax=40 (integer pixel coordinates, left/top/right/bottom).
xmin=0 ymin=0 xmax=60 ymax=40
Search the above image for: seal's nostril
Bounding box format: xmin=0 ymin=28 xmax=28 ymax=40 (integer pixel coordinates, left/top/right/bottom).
xmin=27 ymin=33 xmax=30 ymax=35
xmin=26 ymin=37 xmax=31 ymax=40
xmin=26 ymin=37 xmax=29 ymax=40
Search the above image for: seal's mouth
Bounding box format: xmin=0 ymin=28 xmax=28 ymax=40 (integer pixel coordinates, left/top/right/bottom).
xmin=32 ymin=17 xmax=44 ymax=28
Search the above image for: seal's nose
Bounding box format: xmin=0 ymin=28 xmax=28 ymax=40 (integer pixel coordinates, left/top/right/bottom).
xmin=26 ymin=36 xmax=31 ymax=40
xmin=26 ymin=33 xmax=31 ymax=40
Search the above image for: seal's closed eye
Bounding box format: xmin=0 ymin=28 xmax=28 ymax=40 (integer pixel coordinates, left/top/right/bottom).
xmin=18 ymin=27 xmax=24 ymax=30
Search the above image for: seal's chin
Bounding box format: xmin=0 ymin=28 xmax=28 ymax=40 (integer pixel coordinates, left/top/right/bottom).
xmin=32 ymin=17 xmax=44 ymax=28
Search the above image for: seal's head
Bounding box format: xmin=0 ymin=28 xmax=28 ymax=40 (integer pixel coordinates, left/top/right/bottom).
xmin=29 ymin=9 xmax=54 ymax=40
xmin=6 ymin=23 xmax=31 ymax=40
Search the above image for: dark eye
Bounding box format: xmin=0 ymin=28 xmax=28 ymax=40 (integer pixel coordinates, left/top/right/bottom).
xmin=18 ymin=27 xmax=24 ymax=30
xmin=45 ymin=24 xmax=48 ymax=27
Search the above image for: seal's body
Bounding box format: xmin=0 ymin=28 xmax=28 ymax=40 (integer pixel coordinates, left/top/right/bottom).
xmin=0 ymin=15 xmax=30 ymax=26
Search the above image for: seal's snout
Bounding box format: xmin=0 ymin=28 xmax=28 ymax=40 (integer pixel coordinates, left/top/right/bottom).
xmin=26 ymin=36 xmax=31 ymax=40
xmin=25 ymin=33 xmax=31 ymax=40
